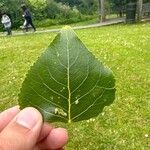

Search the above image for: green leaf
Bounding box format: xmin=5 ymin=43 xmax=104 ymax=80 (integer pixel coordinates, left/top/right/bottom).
xmin=19 ymin=26 xmax=116 ymax=123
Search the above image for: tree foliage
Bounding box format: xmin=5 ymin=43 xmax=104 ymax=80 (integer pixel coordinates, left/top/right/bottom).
xmin=0 ymin=0 xmax=147 ymax=30
xmin=0 ymin=0 xmax=31 ymax=28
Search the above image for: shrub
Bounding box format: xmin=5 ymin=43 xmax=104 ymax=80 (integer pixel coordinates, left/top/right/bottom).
xmin=0 ymin=0 xmax=96 ymax=30
xmin=35 ymin=19 xmax=59 ymax=27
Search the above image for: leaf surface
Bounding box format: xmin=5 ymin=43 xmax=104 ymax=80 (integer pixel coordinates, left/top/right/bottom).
xmin=19 ymin=27 xmax=116 ymax=123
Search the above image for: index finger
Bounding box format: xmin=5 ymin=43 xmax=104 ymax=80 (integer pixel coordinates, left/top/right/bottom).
xmin=0 ymin=106 xmax=20 ymax=132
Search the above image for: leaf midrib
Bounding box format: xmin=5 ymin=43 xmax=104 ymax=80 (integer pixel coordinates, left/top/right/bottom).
xmin=66 ymin=32 xmax=71 ymax=123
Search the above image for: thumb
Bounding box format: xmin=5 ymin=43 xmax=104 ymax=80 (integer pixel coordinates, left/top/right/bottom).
xmin=0 ymin=107 xmax=43 ymax=150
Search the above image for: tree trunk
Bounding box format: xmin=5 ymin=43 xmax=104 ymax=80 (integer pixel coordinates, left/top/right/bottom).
xmin=100 ymin=0 xmax=106 ymax=22
xmin=98 ymin=0 xmax=106 ymax=22
xmin=98 ymin=0 xmax=101 ymax=21
xmin=137 ymin=0 xmax=143 ymax=21
xmin=119 ymin=10 xmax=123 ymax=17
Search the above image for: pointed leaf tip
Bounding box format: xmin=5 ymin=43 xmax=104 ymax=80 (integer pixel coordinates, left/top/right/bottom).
xmin=62 ymin=26 xmax=72 ymax=30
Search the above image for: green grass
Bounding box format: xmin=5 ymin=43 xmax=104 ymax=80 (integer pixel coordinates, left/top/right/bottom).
xmin=0 ymin=22 xmax=150 ymax=150
xmin=19 ymin=17 xmax=99 ymax=33
xmin=26 ymin=14 xmax=121 ymax=31
xmin=35 ymin=14 xmax=122 ymax=31
xmin=35 ymin=17 xmax=98 ymax=32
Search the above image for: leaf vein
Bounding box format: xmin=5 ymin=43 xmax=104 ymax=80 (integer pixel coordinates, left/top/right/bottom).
xmin=54 ymin=48 xmax=68 ymax=69
xmin=29 ymin=86 xmax=67 ymax=112
xmin=66 ymin=32 xmax=71 ymax=123
xmin=69 ymin=50 xmax=80 ymax=68
xmin=43 ymin=83 xmax=67 ymax=100
xmin=37 ymin=73 xmax=68 ymax=100
xmin=71 ymin=62 xmax=89 ymax=94
xmin=72 ymin=80 xmax=115 ymax=120
xmin=29 ymin=102 xmax=67 ymax=120
xmin=72 ymin=90 xmax=106 ymax=121
xmin=71 ymin=68 xmax=102 ymax=105
xmin=47 ymin=67 xmax=67 ymax=87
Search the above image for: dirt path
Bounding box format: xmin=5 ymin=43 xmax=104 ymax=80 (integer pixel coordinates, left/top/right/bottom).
xmin=0 ymin=17 xmax=134 ymax=36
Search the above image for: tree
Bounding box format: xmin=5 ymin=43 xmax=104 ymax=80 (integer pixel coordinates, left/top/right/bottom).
xmin=98 ymin=0 xmax=106 ymax=22
xmin=54 ymin=0 xmax=98 ymax=15
xmin=137 ymin=0 xmax=143 ymax=21
xmin=0 ymin=0 xmax=32 ymax=28
xmin=54 ymin=0 xmax=81 ymax=7
xmin=108 ymin=0 xmax=126 ymax=17
xmin=78 ymin=0 xmax=97 ymax=15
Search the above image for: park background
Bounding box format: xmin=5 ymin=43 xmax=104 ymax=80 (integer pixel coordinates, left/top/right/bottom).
xmin=0 ymin=0 xmax=150 ymax=150
xmin=0 ymin=0 xmax=149 ymax=30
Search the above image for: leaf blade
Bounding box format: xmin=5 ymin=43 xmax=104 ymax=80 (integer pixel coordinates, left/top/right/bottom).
xmin=19 ymin=27 xmax=116 ymax=123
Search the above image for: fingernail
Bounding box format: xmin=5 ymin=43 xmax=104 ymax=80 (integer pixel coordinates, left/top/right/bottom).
xmin=16 ymin=108 xmax=39 ymax=129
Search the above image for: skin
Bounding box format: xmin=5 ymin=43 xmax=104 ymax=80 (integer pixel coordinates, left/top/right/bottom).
xmin=0 ymin=106 xmax=68 ymax=150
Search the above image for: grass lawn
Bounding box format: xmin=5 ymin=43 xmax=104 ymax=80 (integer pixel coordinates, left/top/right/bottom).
xmin=0 ymin=22 xmax=150 ymax=149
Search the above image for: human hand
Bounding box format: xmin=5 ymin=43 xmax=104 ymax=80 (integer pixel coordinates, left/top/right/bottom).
xmin=0 ymin=106 xmax=68 ymax=150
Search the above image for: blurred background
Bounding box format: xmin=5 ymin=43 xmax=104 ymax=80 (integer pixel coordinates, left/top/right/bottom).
xmin=0 ymin=0 xmax=149 ymax=31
